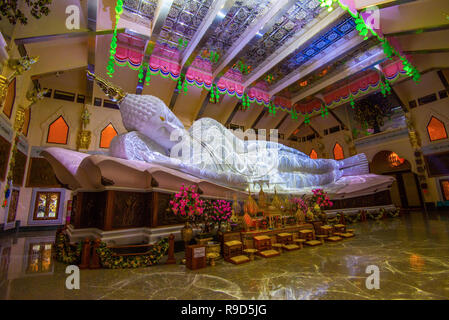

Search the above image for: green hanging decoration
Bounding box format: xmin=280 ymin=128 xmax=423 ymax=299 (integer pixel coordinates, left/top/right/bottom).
xmin=291 ymin=107 xmax=298 ymax=120
xmin=183 ymin=79 xmax=188 ymax=94
xmin=349 ymin=95 xmax=356 ymax=109
xmin=318 ymin=0 xmax=334 ymax=12
xmin=268 ymin=102 xmax=276 ymax=115
xmin=379 ymin=79 xmax=392 ymax=97
xmin=321 ymin=105 xmax=329 ymax=118
xmin=107 ymin=0 xmax=124 ymax=77
xmin=237 ymin=60 xmax=251 ymax=75
xmin=177 ymin=77 xmax=182 ymax=91
xmin=318 ymin=0 xmax=421 ymax=83
xmin=178 ymin=37 xmax=188 ymax=50
xmin=304 ymin=114 xmax=310 ymax=124
xmin=210 ymin=84 xmax=220 ymax=103
xmin=209 ymin=51 xmax=220 ymax=63
xmin=241 ymin=93 xmax=251 ymax=110
xmin=145 ymin=65 xmax=151 ymax=85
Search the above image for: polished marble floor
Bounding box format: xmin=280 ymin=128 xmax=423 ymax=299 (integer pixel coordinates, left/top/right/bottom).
xmin=1 ymin=211 xmax=449 ymax=300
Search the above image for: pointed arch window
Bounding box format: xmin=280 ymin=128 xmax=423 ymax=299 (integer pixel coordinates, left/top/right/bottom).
xmin=47 ymin=116 xmax=69 ymax=144
xmin=309 ymin=149 xmax=318 ymax=159
xmin=333 ymin=143 xmax=344 ymax=160
xmin=427 ymin=116 xmax=447 ymax=142
xmin=100 ymin=123 xmax=118 ymax=149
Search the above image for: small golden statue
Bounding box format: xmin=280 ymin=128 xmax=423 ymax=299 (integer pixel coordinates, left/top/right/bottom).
xmin=8 ymin=55 xmax=39 ymax=76
xmin=243 ymin=187 xmax=259 ymax=216
xmin=87 ymin=70 xmax=126 ymax=103
xmin=271 ymin=188 xmax=283 ymax=211
xmin=14 ymin=106 xmax=26 ymax=132
xmin=77 ymin=105 xmax=92 ymax=150
xmin=258 ymin=184 xmax=267 ymax=209
xmin=230 ymin=194 xmax=241 ymax=223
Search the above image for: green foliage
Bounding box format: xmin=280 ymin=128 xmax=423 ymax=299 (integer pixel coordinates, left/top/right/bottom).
xmin=0 ymin=0 xmax=52 ymax=25
xmin=96 ymin=238 xmax=169 ymax=269
xmin=353 ymin=93 xmax=393 ymax=133
xmin=54 ymin=232 xmax=82 ymax=265
xmin=268 ymin=102 xmax=276 ymax=115
xmin=107 ymin=1 xmax=124 ymax=77
xmin=240 ymin=92 xmax=250 ymax=110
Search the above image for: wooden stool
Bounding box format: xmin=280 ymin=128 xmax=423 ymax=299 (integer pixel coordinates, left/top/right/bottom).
xmin=326 ymin=236 xmax=343 ymax=242
xmin=276 ymin=232 xmax=293 ymax=245
xmin=294 ymin=238 xmax=306 ymax=249
xmin=223 ymin=240 xmax=250 ymax=265
xmin=321 ymin=225 xmax=333 ymax=237
xmin=272 ymin=243 xmax=283 ymax=254
xmin=254 ymin=235 xmax=272 ymax=251
xmin=316 ymin=235 xmax=327 ymax=244
xmin=299 ymin=229 xmax=314 ymax=241
xmin=283 ymin=243 xmax=300 ymax=251
xmin=333 ymin=224 xmax=346 ymax=233
xmin=243 ymin=248 xmax=258 ymax=261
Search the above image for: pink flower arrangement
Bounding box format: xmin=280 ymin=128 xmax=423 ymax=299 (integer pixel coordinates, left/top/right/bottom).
xmin=208 ymin=199 xmax=232 ymax=224
xmin=310 ymin=188 xmax=333 ymax=209
xmin=291 ymin=197 xmax=309 ymax=212
xmin=169 ymin=184 xmax=205 ymax=223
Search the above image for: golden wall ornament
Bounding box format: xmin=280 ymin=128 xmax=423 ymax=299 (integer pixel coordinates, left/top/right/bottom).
xmin=7 ymin=55 xmax=39 ymax=76
xmin=0 ymin=75 xmax=9 ymax=105
xmin=87 ymin=70 xmax=126 ymax=103
xmin=77 ymin=130 xmax=92 ymax=150
xmin=76 ymin=105 xmax=91 ymax=150
xmin=14 ymin=105 xmax=26 ymax=132
xmin=26 ymin=86 xmax=48 ymax=105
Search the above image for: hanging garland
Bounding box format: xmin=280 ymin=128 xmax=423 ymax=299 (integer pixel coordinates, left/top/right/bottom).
xmin=320 ymin=105 xmax=329 ymax=118
xmin=241 ymin=92 xmax=250 ymax=110
xmin=177 ymin=74 xmax=189 ymax=95
xmin=2 ymin=130 xmax=20 ymax=208
xmin=55 ymin=232 xmax=82 ymax=265
xmin=318 ymin=0 xmax=420 ymax=82
xmin=268 ymin=101 xmax=276 ymax=115
xmin=106 ymin=0 xmax=124 ymax=77
xmin=379 ymin=78 xmax=392 ymax=97
xmin=290 ymin=107 xmax=298 ymax=120
xmin=210 ymin=83 xmax=220 ymax=103
xmin=349 ymin=95 xmax=355 ymax=109
xmin=303 ymin=114 xmax=310 ymax=124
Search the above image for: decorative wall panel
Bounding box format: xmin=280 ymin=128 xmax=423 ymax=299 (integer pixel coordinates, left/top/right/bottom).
xmin=26 ymin=158 xmax=62 ymax=188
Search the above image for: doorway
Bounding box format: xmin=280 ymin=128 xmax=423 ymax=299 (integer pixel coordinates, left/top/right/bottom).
xmin=370 ymin=151 xmax=423 ymax=210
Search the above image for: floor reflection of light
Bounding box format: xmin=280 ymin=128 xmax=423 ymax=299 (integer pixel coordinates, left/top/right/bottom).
xmin=409 ymin=254 xmax=425 ymax=272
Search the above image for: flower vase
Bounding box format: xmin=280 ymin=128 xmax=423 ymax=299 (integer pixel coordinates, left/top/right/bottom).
xmin=181 ymin=221 xmax=193 ymax=249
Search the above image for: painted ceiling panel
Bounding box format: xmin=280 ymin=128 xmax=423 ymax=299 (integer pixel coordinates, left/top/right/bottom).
xmin=201 ymin=0 xmax=274 ymax=70
xmin=262 ymin=16 xmax=356 ymax=89
xmin=280 ymin=38 xmax=381 ymax=99
xmin=158 ymin=0 xmax=214 ymax=53
xmin=239 ymin=0 xmax=322 ymax=76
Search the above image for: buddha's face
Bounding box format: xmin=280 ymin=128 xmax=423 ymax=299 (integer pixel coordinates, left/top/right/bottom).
xmin=119 ymin=94 xmax=185 ymax=151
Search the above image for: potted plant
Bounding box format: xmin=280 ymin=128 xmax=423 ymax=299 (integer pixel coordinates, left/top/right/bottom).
xmin=310 ymin=189 xmax=333 ymax=222
xmin=291 ymin=196 xmax=308 ymax=225
xmin=209 ymin=199 xmax=233 ymax=233
xmin=169 ymin=184 xmax=205 ymax=248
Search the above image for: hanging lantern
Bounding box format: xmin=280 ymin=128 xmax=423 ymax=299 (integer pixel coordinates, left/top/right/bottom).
xmin=388 ymin=152 xmax=405 ymax=167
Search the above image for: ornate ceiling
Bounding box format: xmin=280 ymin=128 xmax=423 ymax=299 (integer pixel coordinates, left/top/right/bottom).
xmin=13 ymin=0 xmax=449 ymax=144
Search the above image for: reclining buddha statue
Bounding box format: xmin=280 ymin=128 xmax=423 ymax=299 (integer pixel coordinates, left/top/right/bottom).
xmin=87 ymin=71 xmax=370 ymax=193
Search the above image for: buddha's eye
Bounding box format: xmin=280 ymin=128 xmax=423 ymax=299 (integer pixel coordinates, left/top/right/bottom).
xmin=160 ymin=116 xmax=165 ymax=122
